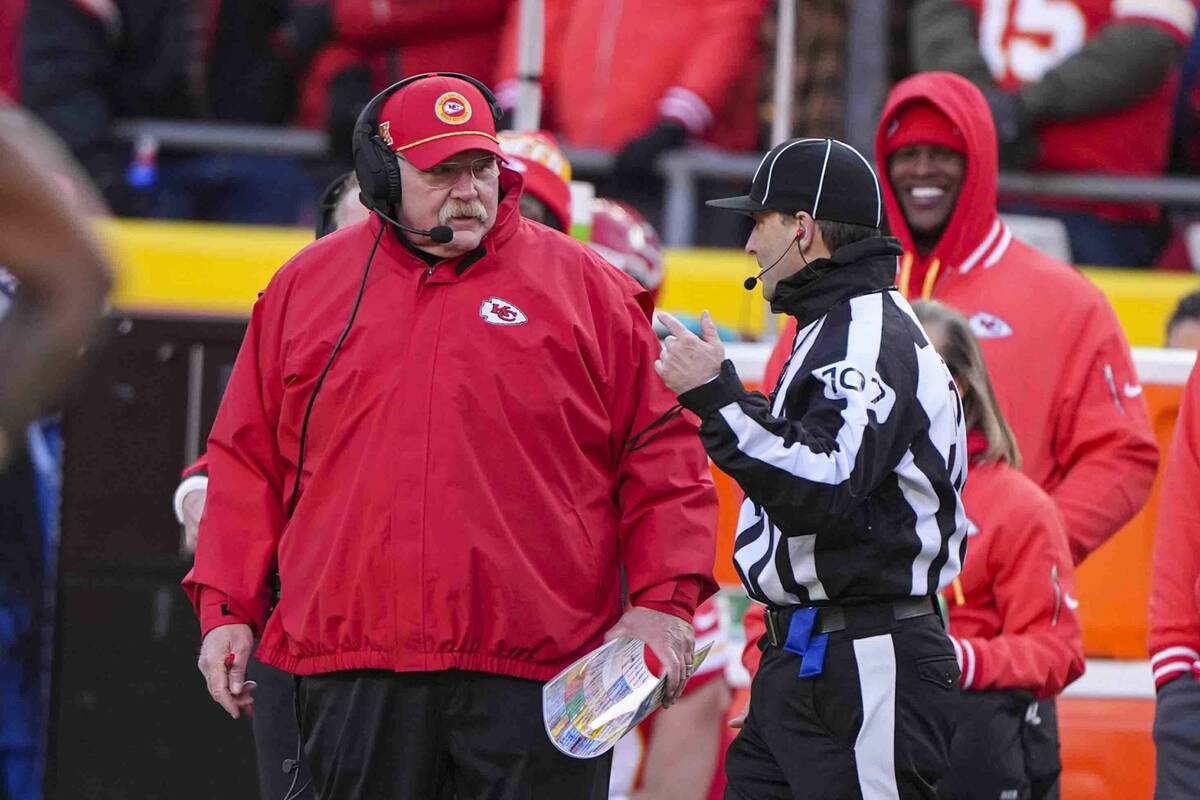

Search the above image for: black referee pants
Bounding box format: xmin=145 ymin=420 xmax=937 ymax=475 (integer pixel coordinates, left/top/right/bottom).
xmin=725 ymin=611 xmax=960 ymax=799
xmin=297 ymin=669 xmax=611 ymax=800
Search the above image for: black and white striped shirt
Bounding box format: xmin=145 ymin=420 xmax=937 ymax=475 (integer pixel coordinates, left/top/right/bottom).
xmin=678 ymin=237 xmax=968 ymax=607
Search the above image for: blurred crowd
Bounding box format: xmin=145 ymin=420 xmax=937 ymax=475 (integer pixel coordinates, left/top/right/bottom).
xmin=0 ymin=0 xmax=1199 ymax=266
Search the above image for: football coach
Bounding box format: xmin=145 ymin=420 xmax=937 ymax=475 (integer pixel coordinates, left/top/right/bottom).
xmin=655 ymin=137 xmax=970 ymax=799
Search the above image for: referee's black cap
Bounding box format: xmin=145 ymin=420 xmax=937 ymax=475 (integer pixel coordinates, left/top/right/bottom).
xmin=706 ymin=137 xmax=882 ymax=228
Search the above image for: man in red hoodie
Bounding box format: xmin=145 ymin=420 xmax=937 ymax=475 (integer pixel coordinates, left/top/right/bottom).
xmin=182 ymin=74 xmax=717 ymax=800
xmin=759 ymin=70 xmax=1158 ymax=798
xmin=765 ymin=72 xmax=1158 ymax=564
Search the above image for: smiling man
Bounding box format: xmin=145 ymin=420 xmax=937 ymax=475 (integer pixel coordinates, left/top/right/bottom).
xmin=183 ymin=74 xmax=718 ymax=800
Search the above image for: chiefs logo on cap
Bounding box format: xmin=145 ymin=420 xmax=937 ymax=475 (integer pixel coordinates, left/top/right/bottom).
xmin=435 ymin=92 xmax=472 ymax=125
xmin=378 ymin=120 xmax=393 ymax=147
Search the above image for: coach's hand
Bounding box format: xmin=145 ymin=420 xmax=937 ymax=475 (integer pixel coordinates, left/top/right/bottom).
xmin=654 ymin=311 xmax=724 ymax=396
xmin=606 ymin=606 xmax=695 ymax=708
xmin=198 ymin=623 xmax=256 ymax=719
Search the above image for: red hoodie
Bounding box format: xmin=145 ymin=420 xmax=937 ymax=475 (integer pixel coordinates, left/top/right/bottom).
xmin=1149 ymin=360 xmax=1200 ymax=689
xmin=743 ymin=432 xmax=1086 ymax=698
xmin=182 ymin=169 xmax=718 ymax=679
xmin=765 ymin=72 xmax=1158 ymax=563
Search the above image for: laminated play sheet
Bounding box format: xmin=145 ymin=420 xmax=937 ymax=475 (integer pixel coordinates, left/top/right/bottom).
xmin=542 ymin=637 xmax=712 ymax=759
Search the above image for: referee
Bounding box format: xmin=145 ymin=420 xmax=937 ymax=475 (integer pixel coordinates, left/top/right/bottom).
xmin=655 ymin=137 xmax=968 ymax=799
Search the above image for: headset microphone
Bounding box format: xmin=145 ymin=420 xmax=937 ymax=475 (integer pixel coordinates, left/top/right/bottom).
xmin=743 ymin=229 xmax=804 ymax=291
xmin=363 ymin=197 xmax=454 ymax=244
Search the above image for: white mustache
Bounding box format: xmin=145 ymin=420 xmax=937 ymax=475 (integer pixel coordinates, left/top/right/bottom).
xmin=439 ymin=199 xmax=488 ymax=225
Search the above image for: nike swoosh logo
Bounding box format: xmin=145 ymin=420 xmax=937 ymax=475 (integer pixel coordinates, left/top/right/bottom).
xmin=1124 ymin=383 xmax=1143 ymax=398
xmin=1065 ymin=594 xmax=1080 ymax=610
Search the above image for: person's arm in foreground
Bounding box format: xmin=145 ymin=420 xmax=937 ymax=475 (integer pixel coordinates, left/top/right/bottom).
xmin=0 ymin=106 xmax=112 ymax=467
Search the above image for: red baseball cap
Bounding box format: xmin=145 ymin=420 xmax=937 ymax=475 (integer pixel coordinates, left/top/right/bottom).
xmin=882 ymin=100 xmax=965 ymax=157
xmin=376 ymin=75 xmax=505 ymax=170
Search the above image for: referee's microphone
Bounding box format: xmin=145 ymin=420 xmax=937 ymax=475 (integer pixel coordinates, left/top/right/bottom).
xmin=364 ymin=198 xmax=455 ymax=244
xmin=743 ymin=230 xmax=802 ymax=290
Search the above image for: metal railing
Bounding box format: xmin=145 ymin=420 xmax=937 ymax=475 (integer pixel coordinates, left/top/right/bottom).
xmin=111 ymin=118 xmax=1200 ymax=245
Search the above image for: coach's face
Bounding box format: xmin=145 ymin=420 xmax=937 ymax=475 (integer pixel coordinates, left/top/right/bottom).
xmin=887 ymin=145 xmax=965 ymax=243
xmin=397 ymin=149 xmax=501 ymax=258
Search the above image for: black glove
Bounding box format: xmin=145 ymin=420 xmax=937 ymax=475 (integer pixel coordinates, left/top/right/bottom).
xmin=984 ymin=89 xmax=1037 ymax=169
xmin=614 ymin=120 xmax=687 ymax=178
xmin=281 ymin=0 xmax=333 ymax=69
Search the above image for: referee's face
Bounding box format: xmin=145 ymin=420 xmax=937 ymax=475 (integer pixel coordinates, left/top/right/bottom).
xmin=746 ymin=211 xmax=806 ymax=300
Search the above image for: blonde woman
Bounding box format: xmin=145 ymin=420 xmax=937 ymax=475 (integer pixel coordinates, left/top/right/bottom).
xmin=913 ymin=300 xmax=1085 ymax=799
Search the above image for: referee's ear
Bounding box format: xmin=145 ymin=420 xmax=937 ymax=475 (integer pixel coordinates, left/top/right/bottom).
xmin=794 ymin=211 xmax=822 ymax=256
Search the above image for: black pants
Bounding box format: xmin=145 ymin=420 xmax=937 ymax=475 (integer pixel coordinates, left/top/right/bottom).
xmin=247 ymin=655 xmax=314 ymax=800
xmin=938 ymin=690 xmax=1034 ymax=799
xmin=297 ymin=669 xmax=611 ymax=800
xmin=1023 ymin=697 xmax=1060 ymax=800
xmin=1154 ymin=675 xmax=1200 ymax=799
xmin=725 ymin=612 xmax=960 ymax=799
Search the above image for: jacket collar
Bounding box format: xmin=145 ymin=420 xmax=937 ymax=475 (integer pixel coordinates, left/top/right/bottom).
xmin=770 ymin=236 xmax=904 ymax=326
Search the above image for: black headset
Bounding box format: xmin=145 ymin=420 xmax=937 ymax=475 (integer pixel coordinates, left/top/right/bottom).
xmin=351 ymin=71 xmax=502 ymax=218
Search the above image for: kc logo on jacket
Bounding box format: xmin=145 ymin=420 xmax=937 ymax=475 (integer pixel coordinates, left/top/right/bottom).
xmin=968 ymin=311 xmax=1013 ymax=339
xmin=480 ymin=297 xmax=527 ymax=326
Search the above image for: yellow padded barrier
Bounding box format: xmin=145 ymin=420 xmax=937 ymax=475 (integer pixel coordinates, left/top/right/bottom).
xmin=104 ymin=220 xmax=1200 ymax=344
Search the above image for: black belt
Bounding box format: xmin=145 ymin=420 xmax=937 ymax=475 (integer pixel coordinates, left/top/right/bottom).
xmin=764 ymin=597 xmax=937 ymax=647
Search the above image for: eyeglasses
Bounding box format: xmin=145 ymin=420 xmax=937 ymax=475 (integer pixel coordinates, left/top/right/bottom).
xmin=409 ymin=155 xmax=501 ymax=189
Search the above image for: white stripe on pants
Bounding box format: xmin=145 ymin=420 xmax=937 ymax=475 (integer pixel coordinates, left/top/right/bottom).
xmin=853 ymin=634 xmax=900 ymax=800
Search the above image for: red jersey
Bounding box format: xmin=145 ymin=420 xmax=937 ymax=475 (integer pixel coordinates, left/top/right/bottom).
xmin=959 ymin=0 xmax=1192 ymax=176
xmin=768 ymin=72 xmax=1159 ymax=562
xmin=1149 ymin=360 xmax=1200 ymax=689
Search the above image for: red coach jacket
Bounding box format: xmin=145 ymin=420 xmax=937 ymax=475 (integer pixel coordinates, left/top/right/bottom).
xmin=1149 ymin=360 xmax=1200 ymax=689
xmin=766 ymin=72 xmax=1158 ymax=563
xmin=742 ymin=433 xmax=1085 ymax=698
xmin=495 ymin=0 xmax=765 ymax=151
xmin=182 ymin=169 xmax=719 ymax=680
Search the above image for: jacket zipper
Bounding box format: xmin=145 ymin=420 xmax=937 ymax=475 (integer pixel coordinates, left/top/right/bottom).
xmin=1051 ymin=564 xmax=1062 ymax=627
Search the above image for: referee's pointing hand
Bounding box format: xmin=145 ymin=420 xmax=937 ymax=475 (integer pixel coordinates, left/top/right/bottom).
xmin=655 ymin=310 xmax=725 ymax=395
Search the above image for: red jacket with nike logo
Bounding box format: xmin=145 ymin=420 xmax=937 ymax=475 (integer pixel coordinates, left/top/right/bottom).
xmin=765 ymin=72 xmax=1158 ymax=564
xmin=943 ymin=433 xmax=1084 ymax=697
xmin=182 ymin=169 xmax=718 ymax=679
xmin=743 ymin=432 xmax=1085 ymax=697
